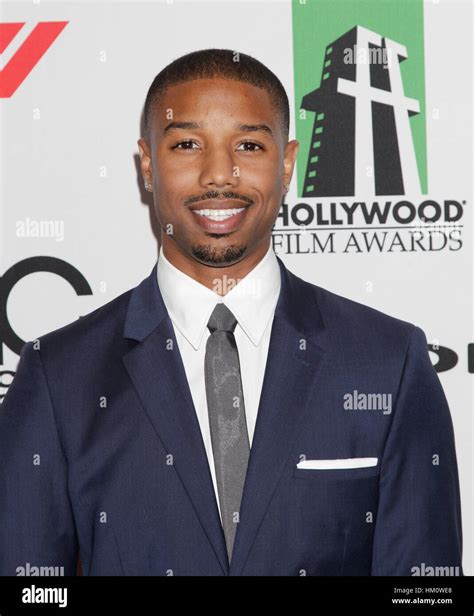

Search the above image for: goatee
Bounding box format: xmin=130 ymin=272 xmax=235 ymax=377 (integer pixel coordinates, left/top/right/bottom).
xmin=191 ymin=243 xmax=247 ymax=265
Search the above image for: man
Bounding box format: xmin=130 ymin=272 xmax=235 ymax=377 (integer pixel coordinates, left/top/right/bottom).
xmin=0 ymin=49 xmax=463 ymax=576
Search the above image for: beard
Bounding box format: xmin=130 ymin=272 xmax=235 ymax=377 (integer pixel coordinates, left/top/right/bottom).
xmin=191 ymin=241 xmax=247 ymax=265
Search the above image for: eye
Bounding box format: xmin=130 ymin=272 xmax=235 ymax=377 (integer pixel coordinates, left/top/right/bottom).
xmin=172 ymin=140 xmax=199 ymax=150
xmin=237 ymin=141 xmax=264 ymax=152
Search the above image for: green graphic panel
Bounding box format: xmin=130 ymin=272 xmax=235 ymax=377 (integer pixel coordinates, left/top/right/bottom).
xmin=292 ymin=0 xmax=427 ymax=196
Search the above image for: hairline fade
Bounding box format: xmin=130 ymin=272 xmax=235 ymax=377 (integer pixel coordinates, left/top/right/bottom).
xmin=143 ymin=48 xmax=290 ymax=142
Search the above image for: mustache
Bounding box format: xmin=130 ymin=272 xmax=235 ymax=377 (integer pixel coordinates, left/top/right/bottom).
xmin=184 ymin=190 xmax=254 ymax=207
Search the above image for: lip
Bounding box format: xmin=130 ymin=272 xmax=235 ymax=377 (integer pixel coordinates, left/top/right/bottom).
xmin=190 ymin=202 xmax=250 ymax=234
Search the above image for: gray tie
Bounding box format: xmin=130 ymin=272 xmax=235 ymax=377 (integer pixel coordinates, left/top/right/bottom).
xmin=205 ymin=303 xmax=250 ymax=563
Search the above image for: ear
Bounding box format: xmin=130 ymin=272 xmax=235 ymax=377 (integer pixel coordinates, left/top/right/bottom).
xmin=137 ymin=138 xmax=153 ymax=187
xmin=283 ymin=139 xmax=299 ymax=189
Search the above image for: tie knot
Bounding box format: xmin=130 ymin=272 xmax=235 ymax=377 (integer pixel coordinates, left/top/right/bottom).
xmin=207 ymin=303 xmax=237 ymax=334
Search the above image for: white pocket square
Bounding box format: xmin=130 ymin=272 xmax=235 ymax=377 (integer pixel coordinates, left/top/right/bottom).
xmin=296 ymin=457 xmax=378 ymax=470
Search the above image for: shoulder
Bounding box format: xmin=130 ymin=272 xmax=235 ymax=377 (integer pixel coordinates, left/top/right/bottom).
xmin=41 ymin=287 xmax=132 ymax=345
xmin=289 ymin=268 xmax=421 ymax=359
xmin=28 ymin=282 xmax=138 ymax=369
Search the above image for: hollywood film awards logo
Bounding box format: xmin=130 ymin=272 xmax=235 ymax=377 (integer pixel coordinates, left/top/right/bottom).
xmin=275 ymin=25 xmax=466 ymax=255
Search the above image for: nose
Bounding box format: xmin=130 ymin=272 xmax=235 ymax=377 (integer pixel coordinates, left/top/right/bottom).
xmin=199 ymin=144 xmax=239 ymax=190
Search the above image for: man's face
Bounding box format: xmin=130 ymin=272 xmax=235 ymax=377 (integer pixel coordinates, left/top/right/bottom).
xmin=138 ymin=77 xmax=298 ymax=268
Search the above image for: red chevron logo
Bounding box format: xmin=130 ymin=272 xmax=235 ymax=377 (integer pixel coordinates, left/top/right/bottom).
xmin=0 ymin=21 xmax=68 ymax=98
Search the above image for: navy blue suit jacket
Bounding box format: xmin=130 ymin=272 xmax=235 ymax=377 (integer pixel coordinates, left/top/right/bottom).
xmin=0 ymin=256 xmax=463 ymax=576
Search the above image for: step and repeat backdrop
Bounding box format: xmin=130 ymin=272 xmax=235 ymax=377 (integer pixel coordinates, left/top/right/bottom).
xmin=1 ymin=0 xmax=472 ymax=573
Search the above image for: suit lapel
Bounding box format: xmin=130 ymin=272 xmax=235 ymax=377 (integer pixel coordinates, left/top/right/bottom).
xmin=228 ymin=257 xmax=327 ymax=575
xmin=122 ymin=266 xmax=230 ymax=574
xmin=121 ymin=256 xmax=327 ymax=577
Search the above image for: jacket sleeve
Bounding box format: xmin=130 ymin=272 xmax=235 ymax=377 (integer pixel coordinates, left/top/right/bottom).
xmin=371 ymin=326 xmax=463 ymax=575
xmin=0 ymin=342 xmax=78 ymax=576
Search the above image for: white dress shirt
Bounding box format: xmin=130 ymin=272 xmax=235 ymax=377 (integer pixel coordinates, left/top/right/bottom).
xmin=156 ymin=243 xmax=281 ymax=521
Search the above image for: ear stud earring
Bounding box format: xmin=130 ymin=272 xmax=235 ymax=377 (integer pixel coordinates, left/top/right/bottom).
xmin=144 ymin=181 xmax=153 ymax=192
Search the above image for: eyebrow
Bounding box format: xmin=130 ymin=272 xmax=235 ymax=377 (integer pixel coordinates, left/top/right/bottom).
xmin=163 ymin=120 xmax=274 ymax=138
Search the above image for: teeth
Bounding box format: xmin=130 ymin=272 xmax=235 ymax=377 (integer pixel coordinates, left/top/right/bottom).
xmin=193 ymin=208 xmax=246 ymax=221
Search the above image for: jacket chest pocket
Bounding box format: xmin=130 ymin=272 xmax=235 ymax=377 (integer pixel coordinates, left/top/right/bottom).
xmin=293 ymin=465 xmax=380 ymax=482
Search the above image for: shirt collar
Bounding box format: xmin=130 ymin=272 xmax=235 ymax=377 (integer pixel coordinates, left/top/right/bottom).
xmin=157 ymin=244 xmax=281 ymax=350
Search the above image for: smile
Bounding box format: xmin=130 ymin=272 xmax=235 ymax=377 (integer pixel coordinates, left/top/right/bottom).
xmin=193 ymin=208 xmax=246 ymax=221
xmin=190 ymin=204 xmax=250 ymax=234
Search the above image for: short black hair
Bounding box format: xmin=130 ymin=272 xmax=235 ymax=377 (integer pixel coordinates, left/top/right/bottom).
xmin=143 ymin=48 xmax=289 ymax=141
